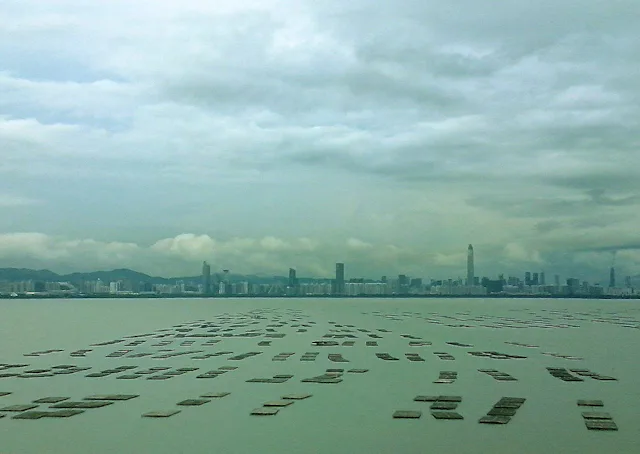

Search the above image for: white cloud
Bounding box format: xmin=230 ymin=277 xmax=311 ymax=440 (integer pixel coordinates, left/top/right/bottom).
xmin=0 ymin=195 xmax=40 ymax=207
xmin=503 ymin=243 xmax=543 ymax=264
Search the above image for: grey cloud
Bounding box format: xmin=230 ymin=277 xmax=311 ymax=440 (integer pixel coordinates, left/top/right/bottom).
xmin=581 ymin=244 xmax=640 ymax=253
xmin=1 ymin=0 xmax=640 ymax=279
xmin=468 ymin=189 xmax=640 ymax=221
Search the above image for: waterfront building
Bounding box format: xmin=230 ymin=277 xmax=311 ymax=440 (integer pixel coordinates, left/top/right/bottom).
xmin=202 ymin=261 xmax=211 ymax=295
xmin=335 ymin=263 xmax=345 ymax=295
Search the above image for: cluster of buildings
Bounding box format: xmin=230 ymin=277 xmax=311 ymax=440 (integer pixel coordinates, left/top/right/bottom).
xmin=1 ymin=245 xmax=637 ymax=298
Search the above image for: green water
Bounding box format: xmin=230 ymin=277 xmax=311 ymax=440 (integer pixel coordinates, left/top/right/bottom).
xmin=1 ymin=298 xmax=639 ymax=454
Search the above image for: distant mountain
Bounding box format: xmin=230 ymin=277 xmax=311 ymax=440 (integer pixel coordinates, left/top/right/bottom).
xmin=0 ymin=268 xmax=293 ymax=285
xmin=0 ymin=268 xmax=62 ymax=282
xmin=0 ymin=267 xmax=171 ymax=284
xmin=63 ymin=268 xmax=163 ymax=284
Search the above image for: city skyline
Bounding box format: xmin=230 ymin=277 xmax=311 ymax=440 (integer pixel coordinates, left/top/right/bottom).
xmin=2 ymin=259 xmax=637 ymax=297
xmin=0 ymin=238 xmax=637 ymax=286
xmin=2 ymin=240 xmax=637 ymax=297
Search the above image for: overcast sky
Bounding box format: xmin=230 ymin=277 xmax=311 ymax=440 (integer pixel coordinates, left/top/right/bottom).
xmin=1 ymin=0 xmax=639 ymax=281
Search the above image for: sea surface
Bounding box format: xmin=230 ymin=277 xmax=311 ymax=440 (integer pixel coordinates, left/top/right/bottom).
xmin=1 ymin=298 xmax=639 ymax=454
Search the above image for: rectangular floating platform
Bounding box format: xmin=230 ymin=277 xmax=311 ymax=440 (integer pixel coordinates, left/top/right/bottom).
xmin=328 ymin=354 xmax=349 ymax=362
xmin=431 ymin=411 xmax=464 ymax=420
xmin=13 ymin=410 xmax=85 ymax=420
xmin=263 ymin=400 xmax=294 ymax=407
xmin=142 ymin=410 xmax=181 ymax=418
xmin=585 ymin=420 xmax=618 ymax=431
xmin=1 ymin=404 xmax=39 ymax=412
xmin=488 ymin=408 xmax=517 ymax=417
xmin=177 ymin=399 xmax=211 ymax=406
xmin=393 ymin=410 xmax=422 ymax=419
xmin=281 ymin=394 xmax=312 ymax=400
xmin=33 ymin=397 xmax=70 ymax=404
xmin=414 ymin=396 xmax=439 ymax=402
xmin=581 ymin=411 xmax=613 ymax=420
xmin=577 ymin=400 xmax=604 ymax=407
xmin=84 ymin=395 xmax=139 ymax=401
xmin=479 ymin=415 xmax=511 ymax=424
xmin=301 ymin=377 xmax=343 ymax=384
xmin=376 ymin=353 xmax=399 ymax=361
xmin=51 ymin=401 xmax=113 ymax=409
xmin=406 ymin=354 xmax=425 ymax=362
xmin=251 ymin=407 xmax=279 ymax=416
xmin=430 ymin=402 xmax=458 ymax=410
xmin=200 ymin=392 xmax=230 ymax=398
xmin=496 ymin=397 xmax=526 ymax=406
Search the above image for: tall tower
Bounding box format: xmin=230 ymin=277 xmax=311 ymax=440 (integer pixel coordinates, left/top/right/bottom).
xmin=609 ymin=267 xmax=616 ymax=288
xmin=288 ymin=268 xmax=297 ymax=287
xmin=202 ymin=261 xmax=211 ymax=295
xmin=288 ymin=268 xmax=298 ymax=295
xmin=335 ymin=263 xmax=345 ymax=295
xmin=467 ymin=244 xmax=474 ymax=287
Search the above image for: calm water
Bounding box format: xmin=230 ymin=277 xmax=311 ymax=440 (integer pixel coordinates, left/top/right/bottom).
xmin=1 ymin=298 xmax=639 ymax=454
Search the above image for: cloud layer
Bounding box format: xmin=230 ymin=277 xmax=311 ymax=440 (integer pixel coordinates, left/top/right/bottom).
xmin=1 ymin=0 xmax=639 ymax=281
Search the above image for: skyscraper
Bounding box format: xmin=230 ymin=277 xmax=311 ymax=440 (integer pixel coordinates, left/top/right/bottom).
xmin=398 ymin=274 xmax=409 ymax=294
xmin=467 ymin=244 xmax=474 ymax=287
xmin=335 ymin=263 xmax=345 ymax=295
xmin=609 ymin=267 xmax=616 ymax=288
xmin=288 ymin=268 xmax=298 ymax=295
xmin=540 ymin=272 xmax=546 ymax=286
xmin=202 ymin=261 xmax=211 ymax=295
xmin=222 ymin=269 xmax=231 ymax=295
xmin=288 ymin=268 xmax=297 ymax=287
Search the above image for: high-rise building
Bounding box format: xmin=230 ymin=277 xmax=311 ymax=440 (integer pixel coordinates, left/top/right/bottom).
xmin=609 ymin=267 xmax=616 ymax=288
xmin=335 ymin=263 xmax=345 ymax=295
xmin=525 ymin=272 xmax=532 ymax=286
xmin=540 ymin=272 xmax=546 ymax=286
xmin=567 ymin=278 xmax=580 ymax=294
xmin=288 ymin=268 xmax=297 ymax=287
xmin=398 ymin=274 xmax=409 ymax=294
xmin=288 ymin=268 xmax=298 ymax=295
xmin=221 ymin=269 xmax=231 ymax=295
xmin=202 ymin=261 xmax=211 ymax=295
xmin=467 ymin=244 xmax=474 ymax=287
xmin=554 ymin=274 xmax=560 ymax=287
xmin=624 ymin=276 xmax=632 ymax=288
xmin=532 ymin=272 xmax=539 ymax=285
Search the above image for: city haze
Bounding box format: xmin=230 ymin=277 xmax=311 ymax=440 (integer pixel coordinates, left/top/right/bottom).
xmin=1 ymin=0 xmax=639 ymax=281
